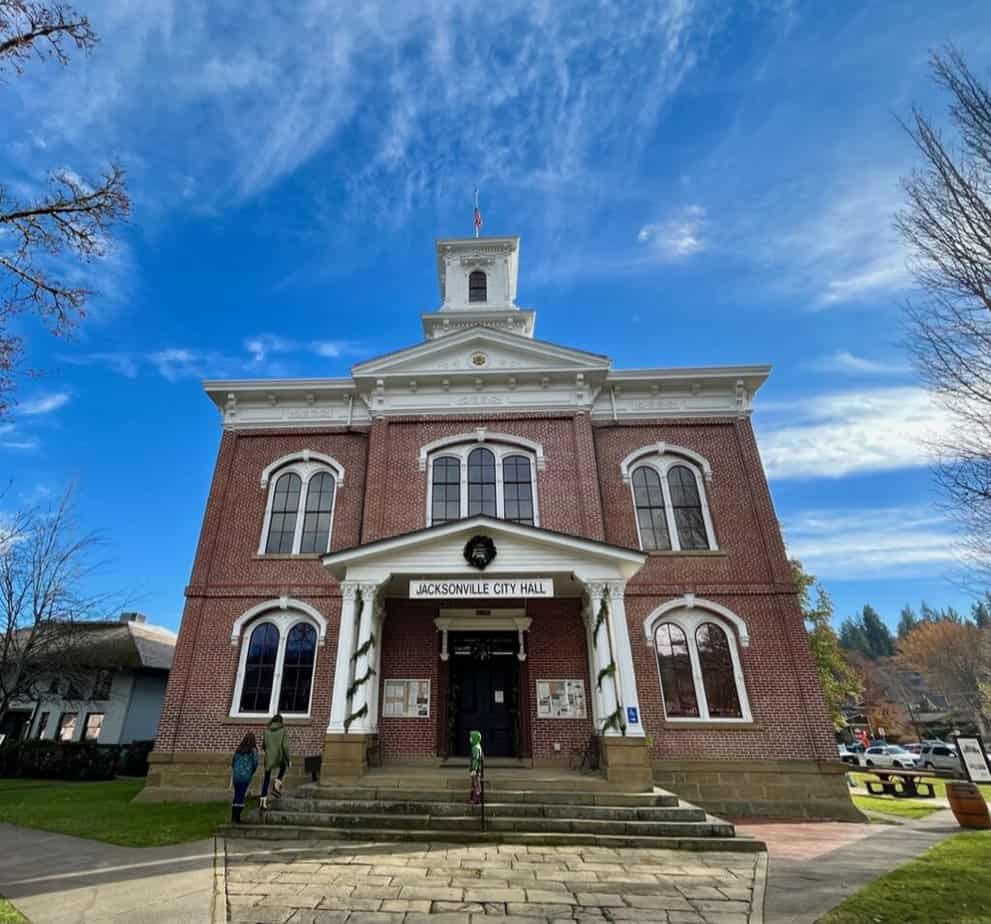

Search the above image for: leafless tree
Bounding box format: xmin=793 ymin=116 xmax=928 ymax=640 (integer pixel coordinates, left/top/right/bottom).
xmin=0 ymin=486 xmax=118 ymax=720
xmin=0 ymin=2 xmax=130 ymax=417
xmin=897 ymin=48 xmax=991 ymax=580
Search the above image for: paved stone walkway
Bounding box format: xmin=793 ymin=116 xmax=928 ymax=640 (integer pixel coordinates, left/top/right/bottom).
xmin=222 ymin=838 xmax=763 ymax=924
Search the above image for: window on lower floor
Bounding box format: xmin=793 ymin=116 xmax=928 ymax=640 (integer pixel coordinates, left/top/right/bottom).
xmin=57 ymin=712 xmax=77 ymax=741
xmin=36 ymin=711 xmax=50 ymax=739
xmin=83 ymin=712 xmax=104 ymax=741
xmin=232 ymin=614 xmax=320 ymax=717
xmin=653 ymin=614 xmax=749 ymax=721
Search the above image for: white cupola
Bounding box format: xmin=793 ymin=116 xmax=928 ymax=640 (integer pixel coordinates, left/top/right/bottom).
xmin=422 ymin=236 xmax=535 ymax=340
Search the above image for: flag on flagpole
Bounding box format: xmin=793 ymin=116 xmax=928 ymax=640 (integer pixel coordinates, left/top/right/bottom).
xmin=473 ymin=188 xmax=483 ymax=238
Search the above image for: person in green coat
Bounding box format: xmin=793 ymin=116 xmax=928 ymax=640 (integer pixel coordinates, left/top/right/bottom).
xmin=468 ymin=729 xmax=484 ymax=805
xmin=259 ymin=714 xmax=291 ymax=809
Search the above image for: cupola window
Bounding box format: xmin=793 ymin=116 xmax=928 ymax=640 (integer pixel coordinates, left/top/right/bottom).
xmin=468 ymin=269 xmax=487 ymax=303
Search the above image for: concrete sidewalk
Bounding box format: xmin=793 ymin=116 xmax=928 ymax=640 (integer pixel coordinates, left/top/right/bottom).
xmin=739 ymin=810 xmax=961 ymax=924
xmin=0 ymin=823 xmax=216 ymax=924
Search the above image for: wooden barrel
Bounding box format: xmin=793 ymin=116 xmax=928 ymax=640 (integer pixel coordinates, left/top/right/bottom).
xmin=947 ymin=781 xmax=991 ymax=830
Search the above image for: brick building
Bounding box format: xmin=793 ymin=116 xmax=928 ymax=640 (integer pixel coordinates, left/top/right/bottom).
xmin=143 ymin=236 xmax=855 ymax=819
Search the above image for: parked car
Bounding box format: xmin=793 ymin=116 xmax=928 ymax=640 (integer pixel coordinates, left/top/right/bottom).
xmin=860 ymin=745 xmax=921 ymax=769
xmin=838 ymin=744 xmax=860 ymax=765
xmin=903 ymin=742 xmax=922 ymax=755
xmin=919 ymin=743 xmax=960 ymax=775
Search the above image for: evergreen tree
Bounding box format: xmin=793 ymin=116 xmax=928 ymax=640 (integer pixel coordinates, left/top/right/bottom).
xmin=941 ymin=606 xmax=963 ymax=623
xmin=897 ymin=605 xmax=919 ymax=640
xmin=791 ymin=560 xmax=861 ymax=726
xmin=839 ymin=616 xmax=872 ymax=659
xmin=973 ymin=594 xmax=991 ymax=629
xmin=862 ymin=605 xmax=896 ymax=659
xmin=921 ymin=601 xmax=938 ymax=622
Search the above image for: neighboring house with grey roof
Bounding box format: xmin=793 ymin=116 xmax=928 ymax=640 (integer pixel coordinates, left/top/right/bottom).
xmin=0 ymin=613 xmax=176 ymax=745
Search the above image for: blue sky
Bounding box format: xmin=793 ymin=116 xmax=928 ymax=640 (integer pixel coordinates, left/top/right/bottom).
xmin=3 ymin=0 xmax=990 ymax=633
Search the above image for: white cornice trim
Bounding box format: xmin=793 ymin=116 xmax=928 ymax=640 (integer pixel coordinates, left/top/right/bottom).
xmin=417 ymin=429 xmax=546 ymax=471
xmin=259 ymin=450 xmax=345 ymax=488
xmin=320 ymin=515 xmax=646 ymax=579
xmin=642 ymin=594 xmax=751 ymax=648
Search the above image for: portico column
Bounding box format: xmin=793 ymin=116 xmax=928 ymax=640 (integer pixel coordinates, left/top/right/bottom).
xmin=586 ymin=582 xmax=620 ymax=735
xmin=327 ymin=581 xmax=360 ymax=733
xmin=604 ymin=580 xmax=645 ymax=738
xmin=582 ymin=593 xmax=605 ymax=727
xmin=365 ymin=596 xmax=387 ymax=734
xmin=347 ymin=581 xmax=381 ymax=734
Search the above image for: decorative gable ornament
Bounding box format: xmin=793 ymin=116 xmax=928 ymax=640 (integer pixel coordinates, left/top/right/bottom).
xmin=464 ymin=535 xmax=497 ymax=570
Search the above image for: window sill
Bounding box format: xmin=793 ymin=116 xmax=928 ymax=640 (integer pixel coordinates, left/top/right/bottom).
xmin=645 ymin=550 xmax=727 ymax=558
xmin=223 ymin=716 xmax=314 ymax=726
xmin=660 ymin=720 xmax=759 ymax=730
xmin=252 ymin=554 xmax=323 ymax=561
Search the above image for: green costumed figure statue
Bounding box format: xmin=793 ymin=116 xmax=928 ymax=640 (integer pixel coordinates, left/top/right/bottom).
xmin=468 ymin=729 xmax=484 ymax=805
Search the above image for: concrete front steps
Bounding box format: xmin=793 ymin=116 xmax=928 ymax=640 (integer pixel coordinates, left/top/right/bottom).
xmin=220 ymin=781 xmax=764 ymax=852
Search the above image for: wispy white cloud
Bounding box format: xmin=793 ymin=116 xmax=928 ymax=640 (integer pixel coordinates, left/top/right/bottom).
xmin=16 ymin=393 xmax=71 ymax=416
xmin=242 ymin=334 xmax=359 ymax=365
xmin=637 ymin=205 xmax=707 ymax=262
xmin=783 ymin=504 xmax=958 ymax=580
xmin=807 ymin=350 xmax=911 ymax=375
xmin=757 ymin=386 xmax=949 ymax=479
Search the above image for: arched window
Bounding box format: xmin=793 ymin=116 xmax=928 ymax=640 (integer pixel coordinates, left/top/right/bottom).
xmin=632 ymin=467 xmax=669 ymax=551
xmin=259 ymin=456 xmax=342 ymax=555
xmin=654 ymin=623 xmax=698 ymax=717
xmin=467 ymin=447 xmax=497 ymax=516
xmin=299 ymin=472 xmax=335 ymax=553
xmin=627 ymin=453 xmax=716 ymax=552
xmin=695 ymin=622 xmax=742 ymax=718
xmin=239 ymin=623 xmax=280 ymax=713
xmin=431 ymin=456 xmax=461 ymax=525
xmin=265 ymin=473 xmax=302 ymax=554
xmin=502 ymin=454 xmax=534 ymax=525
xmin=424 ymin=438 xmax=541 ymax=526
xmin=231 ymin=611 xmax=323 ymax=717
xmin=279 ymin=623 xmax=317 ymax=713
xmin=647 ymin=607 xmax=750 ymax=722
xmin=469 ymin=269 xmax=487 ymax=303
xmin=669 ymin=465 xmax=707 ymax=550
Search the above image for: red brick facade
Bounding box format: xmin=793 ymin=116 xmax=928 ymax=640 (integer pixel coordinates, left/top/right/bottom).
xmin=154 ymin=409 xmax=837 ymax=768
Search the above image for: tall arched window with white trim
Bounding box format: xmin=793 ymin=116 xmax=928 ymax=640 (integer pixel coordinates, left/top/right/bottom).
xmin=502 ymin=454 xmax=535 ymax=525
xmin=468 ymin=269 xmax=487 ymax=302
xmin=231 ymin=610 xmax=323 ymax=718
xmin=633 ymin=467 xmax=670 ymax=551
xmin=266 ymin=473 xmax=302 ymax=554
xmin=259 ymin=453 xmax=343 ymax=555
xmin=624 ymin=447 xmax=716 ymax=552
xmin=422 ymin=436 xmax=543 ymax=526
xmin=431 ymin=456 xmax=461 ymax=524
xmin=278 ymin=623 xmax=317 ymax=713
xmin=647 ymin=606 xmax=750 ymax=722
xmin=239 ymin=623 xmax=279 ymax=713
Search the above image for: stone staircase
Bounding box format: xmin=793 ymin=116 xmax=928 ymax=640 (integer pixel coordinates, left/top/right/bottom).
xmin=219 ymin=769 xmax=763 ymax=852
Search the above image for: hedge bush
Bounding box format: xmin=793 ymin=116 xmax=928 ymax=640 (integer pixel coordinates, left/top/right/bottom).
xmin=0 ymin=739 xmax=155 ymax=780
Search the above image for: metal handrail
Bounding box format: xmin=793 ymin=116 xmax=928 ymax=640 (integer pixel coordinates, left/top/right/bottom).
xmin=480 ymin=756 xmax=486 ymax=832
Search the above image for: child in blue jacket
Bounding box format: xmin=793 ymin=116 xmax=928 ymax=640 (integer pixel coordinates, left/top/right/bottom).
xmin=230 ymin=732 xmax=259 ymax=823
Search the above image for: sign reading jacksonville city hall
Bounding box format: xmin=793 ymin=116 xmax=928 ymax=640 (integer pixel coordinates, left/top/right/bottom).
xmin=409 ymin=577 xmax=554 ymax=599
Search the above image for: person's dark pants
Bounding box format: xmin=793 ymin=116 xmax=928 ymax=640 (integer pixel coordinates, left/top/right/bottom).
xmin=231 ymin=780 xmax=250 ymax=823
xmin=261 ymin=764 xmax=287 ymax=798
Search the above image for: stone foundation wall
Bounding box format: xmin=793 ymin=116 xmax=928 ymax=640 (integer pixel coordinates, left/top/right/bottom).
xmin=653 ymin=758 xmax=865 ymax=822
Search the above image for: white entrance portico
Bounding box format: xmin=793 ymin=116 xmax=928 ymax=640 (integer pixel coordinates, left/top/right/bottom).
xmin=319 ymin=515 xmax=650 ymax=785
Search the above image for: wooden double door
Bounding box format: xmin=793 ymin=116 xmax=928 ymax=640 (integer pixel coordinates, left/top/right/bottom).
xmin=448 ymin=632 xmax=521 ymax=758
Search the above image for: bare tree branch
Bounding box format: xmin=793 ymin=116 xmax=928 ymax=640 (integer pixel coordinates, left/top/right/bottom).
xmin=0 ymin=3 xmax=129 ymax=417
xmin=0 ymin=1 xmax=96 ymax=73
xmin=897 ymin=48 xmax=991 ymax=581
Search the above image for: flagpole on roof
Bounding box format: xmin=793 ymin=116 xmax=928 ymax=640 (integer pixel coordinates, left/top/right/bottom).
xmin=473 ymin=188 xmax=482 ymax=239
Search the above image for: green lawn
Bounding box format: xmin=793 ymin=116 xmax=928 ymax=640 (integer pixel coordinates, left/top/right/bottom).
xmin=0 ymin=779 xmax=228 ymax=847
xmin=820 ymin=831 xmax=991 ymax=924
xmin=849 ymin=771 xmax=991 ymax=800
xmin=0 ymin=898 xmax=27 ymax=924
xmin=851 ymin=794 xmax=943 ymax=820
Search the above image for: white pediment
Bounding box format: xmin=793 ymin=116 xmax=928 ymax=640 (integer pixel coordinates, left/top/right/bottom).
xmin=352 ymin=328 xmax=611 ymax=380
xmin=321 ymin=516 xmax=645 ymax=587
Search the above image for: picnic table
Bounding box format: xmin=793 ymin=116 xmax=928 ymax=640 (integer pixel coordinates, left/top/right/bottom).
xmin=862 ymin=767 xmax=937 ymax=799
